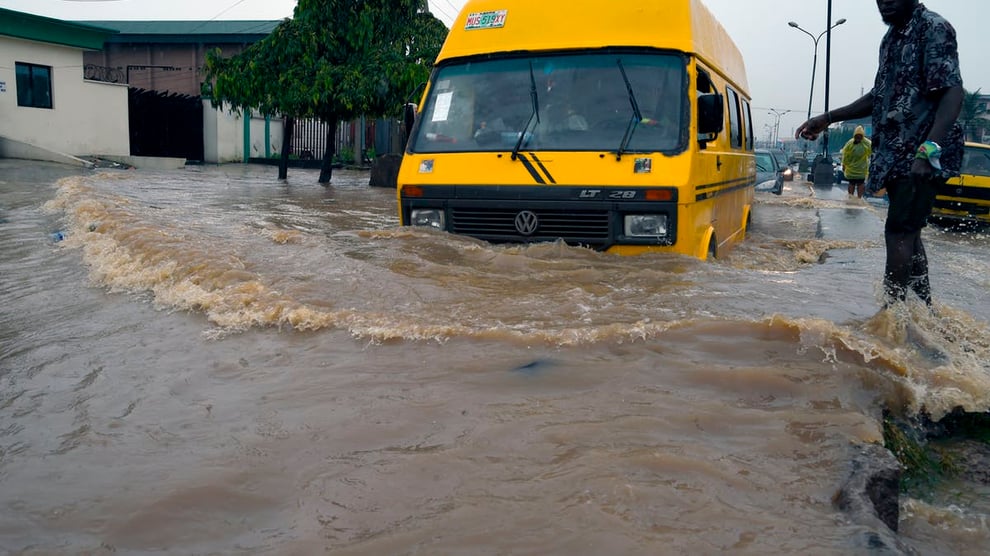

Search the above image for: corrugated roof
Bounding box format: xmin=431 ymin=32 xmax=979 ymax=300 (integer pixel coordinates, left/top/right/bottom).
xmin=1 ymin=8 xmax=118 ymax=50
xmin=74 ymin=20 xmax=282 ymax=43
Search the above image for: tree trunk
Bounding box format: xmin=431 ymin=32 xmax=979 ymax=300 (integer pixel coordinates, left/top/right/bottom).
xmin=278 ymin=116 xmax=295 ymax=180
xmin=319 ymin=118 xmax=337 ymax=184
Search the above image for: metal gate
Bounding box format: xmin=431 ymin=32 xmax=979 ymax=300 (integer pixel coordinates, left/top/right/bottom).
xmin=290 ymin=118 xmax=396 ymax=163
xmin=128 ymin=88 xmax=204 ymax=161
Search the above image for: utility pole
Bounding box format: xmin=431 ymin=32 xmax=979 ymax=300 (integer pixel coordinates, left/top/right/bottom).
xmin=823 ymin=0 xmax=834 ymax=158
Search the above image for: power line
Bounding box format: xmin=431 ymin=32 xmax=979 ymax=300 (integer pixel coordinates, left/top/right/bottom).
xmin=440 ymin=0 xmax=461 ymax=16
xmin=187 ymin=0 xmax=252 ymax=33
xmin=429 ymin=1 xmax=455 ymax=23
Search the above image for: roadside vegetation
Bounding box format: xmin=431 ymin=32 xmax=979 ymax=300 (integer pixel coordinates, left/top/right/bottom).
xmin=203 ymin=0 xmax=447 ymax=183
xmin=883 ymin=409 xmax=990 ymax=495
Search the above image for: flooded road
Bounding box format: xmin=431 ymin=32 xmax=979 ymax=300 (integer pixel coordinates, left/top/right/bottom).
xmin=2 ymin=160 xmax=989 ymax=554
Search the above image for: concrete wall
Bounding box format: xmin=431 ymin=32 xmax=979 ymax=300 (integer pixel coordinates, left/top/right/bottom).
xmin=0 ymin=36 xmax=129 ymax=159
xmin=202 ymin=100 xmax=283 ymax=164
xmin=83 ymin=41 xmax=255 ymax=97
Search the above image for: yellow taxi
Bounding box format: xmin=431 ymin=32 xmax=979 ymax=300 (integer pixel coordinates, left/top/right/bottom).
xmin=932 ymin=142 xmax=990 ymax=226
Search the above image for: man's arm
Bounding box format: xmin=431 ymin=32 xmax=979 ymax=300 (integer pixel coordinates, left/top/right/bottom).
xmin=926 ymin=85 xmax=963 ymax=144
xmin=911 ymin=84 xmax=963 ymax=179
xmin=826 ymin=93 xmax=875 ymax=125
xmin=795 ymin=92 xmax=874 ymax=141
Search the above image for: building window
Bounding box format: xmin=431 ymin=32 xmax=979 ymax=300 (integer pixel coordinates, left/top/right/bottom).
xmin=15 ymin=62 xmax=53 ymax=109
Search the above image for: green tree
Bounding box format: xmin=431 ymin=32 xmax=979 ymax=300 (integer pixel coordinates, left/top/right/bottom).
xmin=203 ymin=0 xmax=447 ymax=183
xmin=203 ymin=19 xmax=309 ymax=179
xmin=960 ymin=88 xmax=989 ymax=143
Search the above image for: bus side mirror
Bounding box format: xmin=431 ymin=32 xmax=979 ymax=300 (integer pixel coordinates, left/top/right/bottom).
xmin=697 ymin=93 xmax=724 ymax=142
xmin=403 ymin=102 xmax=418 ymax=144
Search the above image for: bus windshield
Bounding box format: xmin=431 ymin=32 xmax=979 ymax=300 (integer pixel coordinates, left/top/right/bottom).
xmin=962 ymin=146 xmax=990 ymax=177
xmin=410 ymin=52 xmax=688 ymax=154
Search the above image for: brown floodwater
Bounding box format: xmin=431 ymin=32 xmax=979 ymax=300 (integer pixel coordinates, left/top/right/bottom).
xmin=2 ymin=160 xmax=989 ymax=554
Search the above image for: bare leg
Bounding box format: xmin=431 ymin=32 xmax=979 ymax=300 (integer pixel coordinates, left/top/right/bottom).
xmin=884 ymin=229 xmax=932 ymax=306
xmin=883 ymin=230 xmax=915 ymax=303
xmin=882 ymin=175 xmax=940 ymax=307
xmin=909 ymin=233 xmax=932 ymax=306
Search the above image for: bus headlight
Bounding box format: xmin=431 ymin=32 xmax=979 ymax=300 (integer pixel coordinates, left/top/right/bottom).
xmin=411 ymin=209 xmax=445 ymax=230
xmin=624 ymin=214 xmax=668 ymax=237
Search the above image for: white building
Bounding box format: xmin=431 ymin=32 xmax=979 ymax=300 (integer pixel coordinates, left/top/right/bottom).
xmin=0 ymin=8 xmax=129 ymax=165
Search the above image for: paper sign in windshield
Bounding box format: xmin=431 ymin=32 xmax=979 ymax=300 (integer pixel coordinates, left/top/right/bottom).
xmin=465 ymin=10 xmax=507 ymax=30
xmin=431 ymin=91 xmax=453 ymax=122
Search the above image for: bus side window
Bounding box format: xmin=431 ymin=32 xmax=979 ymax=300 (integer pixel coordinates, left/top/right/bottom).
xmin=696 ymin=67 xmax=713 ymax=94
xmin=742 ymin=99 xmax=754 ymax=151
xmin=725 ymin=87 xmax=742 ymax=149
xmin=696 ymin=67 xmax=722 ymax=145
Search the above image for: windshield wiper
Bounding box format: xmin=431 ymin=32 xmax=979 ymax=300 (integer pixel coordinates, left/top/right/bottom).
xmin=511 ymin=61 xmax=540 ymax=161
xmin=616 ymin=59 xmax=643 ymax=160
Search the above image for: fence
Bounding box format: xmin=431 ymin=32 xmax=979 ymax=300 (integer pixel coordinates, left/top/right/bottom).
xmin=290 ymin=117 xmax=405 ymax=163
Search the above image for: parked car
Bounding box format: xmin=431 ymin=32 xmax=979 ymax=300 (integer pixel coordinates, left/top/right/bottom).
xmin=789 ymin=151 xmax=811 ymax=172
xmin=755 ymin=149 xmax=783 ymax=195
xmin=771 ymin=149 xmax=794 ymax=181
xmin=931 ymin=142 xmax=990 ymax=227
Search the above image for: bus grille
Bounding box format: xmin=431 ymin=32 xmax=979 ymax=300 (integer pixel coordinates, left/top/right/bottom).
xmin=450 ymin=207 xmax=611 ymax=244
xmin=934 ymin=199 xmax=990 ymax=215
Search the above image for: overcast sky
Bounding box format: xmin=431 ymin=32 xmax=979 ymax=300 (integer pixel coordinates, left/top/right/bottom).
xmin=3 ymin=0 xmax=987 ymax=141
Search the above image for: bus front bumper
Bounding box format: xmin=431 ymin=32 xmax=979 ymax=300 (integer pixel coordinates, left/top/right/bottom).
xmin=400 ymin=185 xmax=679 ymax=251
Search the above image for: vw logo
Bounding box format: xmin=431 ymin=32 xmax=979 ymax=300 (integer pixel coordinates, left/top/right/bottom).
xmin=514 ymin=210 xmax=539 ymax=236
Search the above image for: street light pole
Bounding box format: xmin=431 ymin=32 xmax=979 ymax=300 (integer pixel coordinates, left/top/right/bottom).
xmin=788 ymin=17 xmax=846 ymax=157
xmin=768 ymin=108 xmax=792 ymax=148
xmin=823 ymin=0 xmax=835 ymax=157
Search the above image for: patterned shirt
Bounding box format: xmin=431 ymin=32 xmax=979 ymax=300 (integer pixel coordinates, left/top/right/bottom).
xmin=868 ymin=3 xmax=964 ymax=189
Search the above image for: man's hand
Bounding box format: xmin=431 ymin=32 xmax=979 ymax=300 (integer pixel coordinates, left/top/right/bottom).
xmin=910 ymin=158 xmax=934 ymax=182
xmin=795 ymin=114 xmax=829 ymax=141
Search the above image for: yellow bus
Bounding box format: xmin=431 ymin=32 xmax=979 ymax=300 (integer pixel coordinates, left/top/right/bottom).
xmin=932 ymin=142 xmax=990 ymax=226
xmin=397 ymin=0 xmax=756 ymax=259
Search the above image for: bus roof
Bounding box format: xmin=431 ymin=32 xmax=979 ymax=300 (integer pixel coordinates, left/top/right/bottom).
xmin=437 ymin=0 xmax=749 ymax=94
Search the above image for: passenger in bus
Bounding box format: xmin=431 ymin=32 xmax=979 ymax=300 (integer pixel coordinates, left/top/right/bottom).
xmin=473 ymin=118 xmax=503 ymax=144
xmin=564 ymin=108 xmax=589 ymax=131
xmin=545 ymin=101 xmax=589 ymax=132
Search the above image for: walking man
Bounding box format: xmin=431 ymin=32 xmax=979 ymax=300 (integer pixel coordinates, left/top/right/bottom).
xmin=841 ymin=125 xmax=872 ymax=198
xmin=795 ymin=0 xmax=963 ymax=307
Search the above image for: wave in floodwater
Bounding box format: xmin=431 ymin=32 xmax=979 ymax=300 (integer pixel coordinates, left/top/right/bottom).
xmin=43 ymin=172 xmax=990 ymax=418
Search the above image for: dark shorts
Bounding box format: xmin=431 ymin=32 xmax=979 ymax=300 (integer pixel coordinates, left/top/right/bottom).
xmin=884 ymin=175 xmax=943 ymax=233
xmin=848 ymin=178 xmax=866 ymax=185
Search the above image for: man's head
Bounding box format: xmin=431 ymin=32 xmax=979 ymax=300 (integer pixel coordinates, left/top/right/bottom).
xmin=854 ymin=125 xmax=866 ymax=143
xmin=876 ymin=0 xmax=919 ymax=26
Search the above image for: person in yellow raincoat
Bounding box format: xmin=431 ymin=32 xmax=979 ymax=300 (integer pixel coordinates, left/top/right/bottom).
xmin=841 ymin=125 xmax=872 ymax=198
